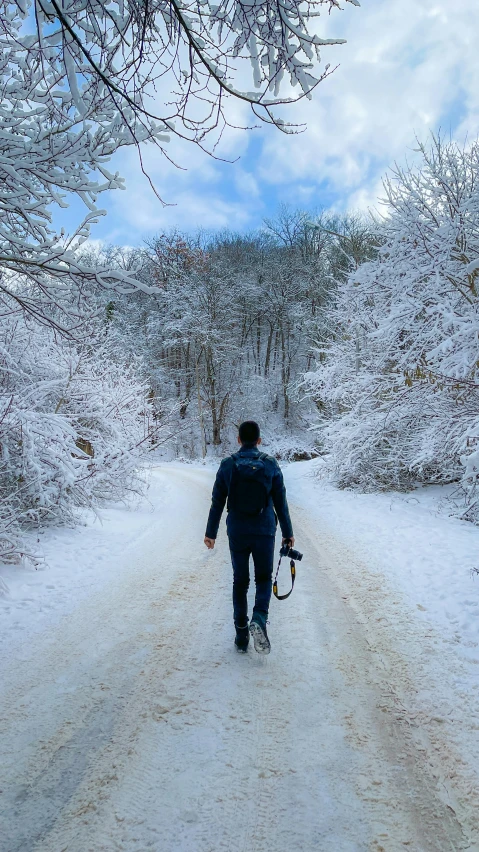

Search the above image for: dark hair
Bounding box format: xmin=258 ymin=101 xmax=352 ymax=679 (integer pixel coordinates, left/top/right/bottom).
xmin=238 ymin=420 xmax=260 ymax=444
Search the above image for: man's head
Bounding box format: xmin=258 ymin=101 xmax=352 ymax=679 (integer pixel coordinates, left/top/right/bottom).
xmin=238 ymin=420 xmax=261 ymax=446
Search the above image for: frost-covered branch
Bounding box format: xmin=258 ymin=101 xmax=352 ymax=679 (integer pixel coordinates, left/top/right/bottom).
xmin=0 ymin=0 xmax=358 ymax=328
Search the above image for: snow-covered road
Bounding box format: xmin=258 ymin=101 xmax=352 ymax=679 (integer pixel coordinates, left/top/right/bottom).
xmin=0 ymin=465 xmax=474 ymax=851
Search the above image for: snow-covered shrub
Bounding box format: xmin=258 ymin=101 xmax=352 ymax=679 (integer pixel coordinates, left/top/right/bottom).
xmin=257 ymin=431 xmax=318 ymax=462
xmin=0 ymin=315 xmax=153 ymax=560
xmin=306 ymin=136 xmax=479 ymax=521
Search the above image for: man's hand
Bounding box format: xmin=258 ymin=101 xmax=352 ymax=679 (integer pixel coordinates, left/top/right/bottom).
xmin=204 ymin=537 xmax=216 ymax=550
xmin=282 ymin=536 xmax=295 ymax=547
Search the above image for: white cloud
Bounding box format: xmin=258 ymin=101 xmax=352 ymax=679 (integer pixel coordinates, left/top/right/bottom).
xmin=257 ymin=0 xmax=479 ymax=210
xmin=102 ymin=104 xmax=259 ymax=238
xmin=234 ymin=168 xmax=260 ymax=199
xmin=109 ymin=154 xmax=254 ymax=235
xmin=89 ymin=0 xmax=479 ymax=240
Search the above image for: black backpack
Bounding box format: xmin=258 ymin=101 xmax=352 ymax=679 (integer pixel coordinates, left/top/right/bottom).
xmin=227 ymin=452 xmax=270 ymax=516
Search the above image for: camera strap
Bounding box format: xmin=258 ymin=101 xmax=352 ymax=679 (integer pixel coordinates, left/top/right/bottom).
xmin=273 ymin=554 xmax=296 ymax=601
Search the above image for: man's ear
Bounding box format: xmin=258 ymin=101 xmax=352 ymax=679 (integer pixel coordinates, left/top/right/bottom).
xmin=257 ymin=437 xmax=262 ymax=445
xmin=237 ymin=435 xmax=242 ymax=444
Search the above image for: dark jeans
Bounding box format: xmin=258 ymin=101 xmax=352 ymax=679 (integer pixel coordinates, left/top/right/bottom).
xmin=228 ymin=533 xmax=276 ymax=627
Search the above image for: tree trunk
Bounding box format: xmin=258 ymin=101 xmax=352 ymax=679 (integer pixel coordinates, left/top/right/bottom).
xmin=280 ymin=327 xmax=290 ymax=422
xmin=264 ymin=324 xmax=274 ymax=377
xmin=195 ymin=355 xmax=207 ymax=458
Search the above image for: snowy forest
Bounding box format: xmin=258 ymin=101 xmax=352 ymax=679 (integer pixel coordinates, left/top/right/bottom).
xmin=3 ymin=0 xmax=479 ymax=562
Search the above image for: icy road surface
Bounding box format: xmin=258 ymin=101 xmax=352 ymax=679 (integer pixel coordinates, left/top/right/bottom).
xmin=0 ymin=465 xmax=474 ymax=851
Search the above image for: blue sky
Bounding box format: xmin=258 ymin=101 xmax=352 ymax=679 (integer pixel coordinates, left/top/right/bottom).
xmin=56 ymin=0 xmax=479 ymax=247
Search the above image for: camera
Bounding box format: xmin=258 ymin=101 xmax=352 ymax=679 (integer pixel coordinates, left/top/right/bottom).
xmin=280 ymin=542 xmax=303 ymax=561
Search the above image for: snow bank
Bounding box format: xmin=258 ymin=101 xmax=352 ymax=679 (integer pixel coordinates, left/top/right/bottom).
xmin=0 ymin=469 xmax=172 ymax=651
xmin=285 ymin=460 xmax=479 ymax=660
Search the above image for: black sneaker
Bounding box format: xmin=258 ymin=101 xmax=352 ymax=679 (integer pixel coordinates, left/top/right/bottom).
xmin=234 ymin=623 xmax=249 ymax=653
xmin=249 ymin=617 xmax=271 ymax=655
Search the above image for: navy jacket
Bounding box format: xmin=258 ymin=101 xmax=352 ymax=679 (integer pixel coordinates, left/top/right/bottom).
xmin=205 ymin=445 xmax=294 ymax=540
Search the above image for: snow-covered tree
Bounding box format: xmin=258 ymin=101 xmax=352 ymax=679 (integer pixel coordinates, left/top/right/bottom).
xmin=306 ymin=136 xmax=479 ymax=521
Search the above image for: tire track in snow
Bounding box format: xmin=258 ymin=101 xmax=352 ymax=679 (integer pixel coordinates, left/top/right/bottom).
xmin=0 ymin=465 xmax=472 ymax=851
xmin=0 ymin=468 xmax=215 ymax=852
xmin=80 ymin=565 xmax=222 ymax=852
xmin=25 ymin=528 xmax=262 ymax=851
xmin=293 ymin=505 xmax=470 ymax=851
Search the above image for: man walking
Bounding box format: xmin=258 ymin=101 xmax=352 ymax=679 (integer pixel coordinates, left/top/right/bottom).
xmin=204 ymin=421 xmax=294 ymax=655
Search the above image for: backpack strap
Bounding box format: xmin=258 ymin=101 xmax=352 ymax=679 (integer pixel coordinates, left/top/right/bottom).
xmin=231 ymin=450 xmax=266 ymax=464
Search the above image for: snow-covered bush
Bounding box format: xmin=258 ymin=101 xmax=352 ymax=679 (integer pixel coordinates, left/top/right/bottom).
xmin=261 ymin=434 xmax=318 ymax=462
xmin=0 ymin=314 xmax=153 ymax=560
xmin=306 ymin=136 xmax=479 ymax=521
